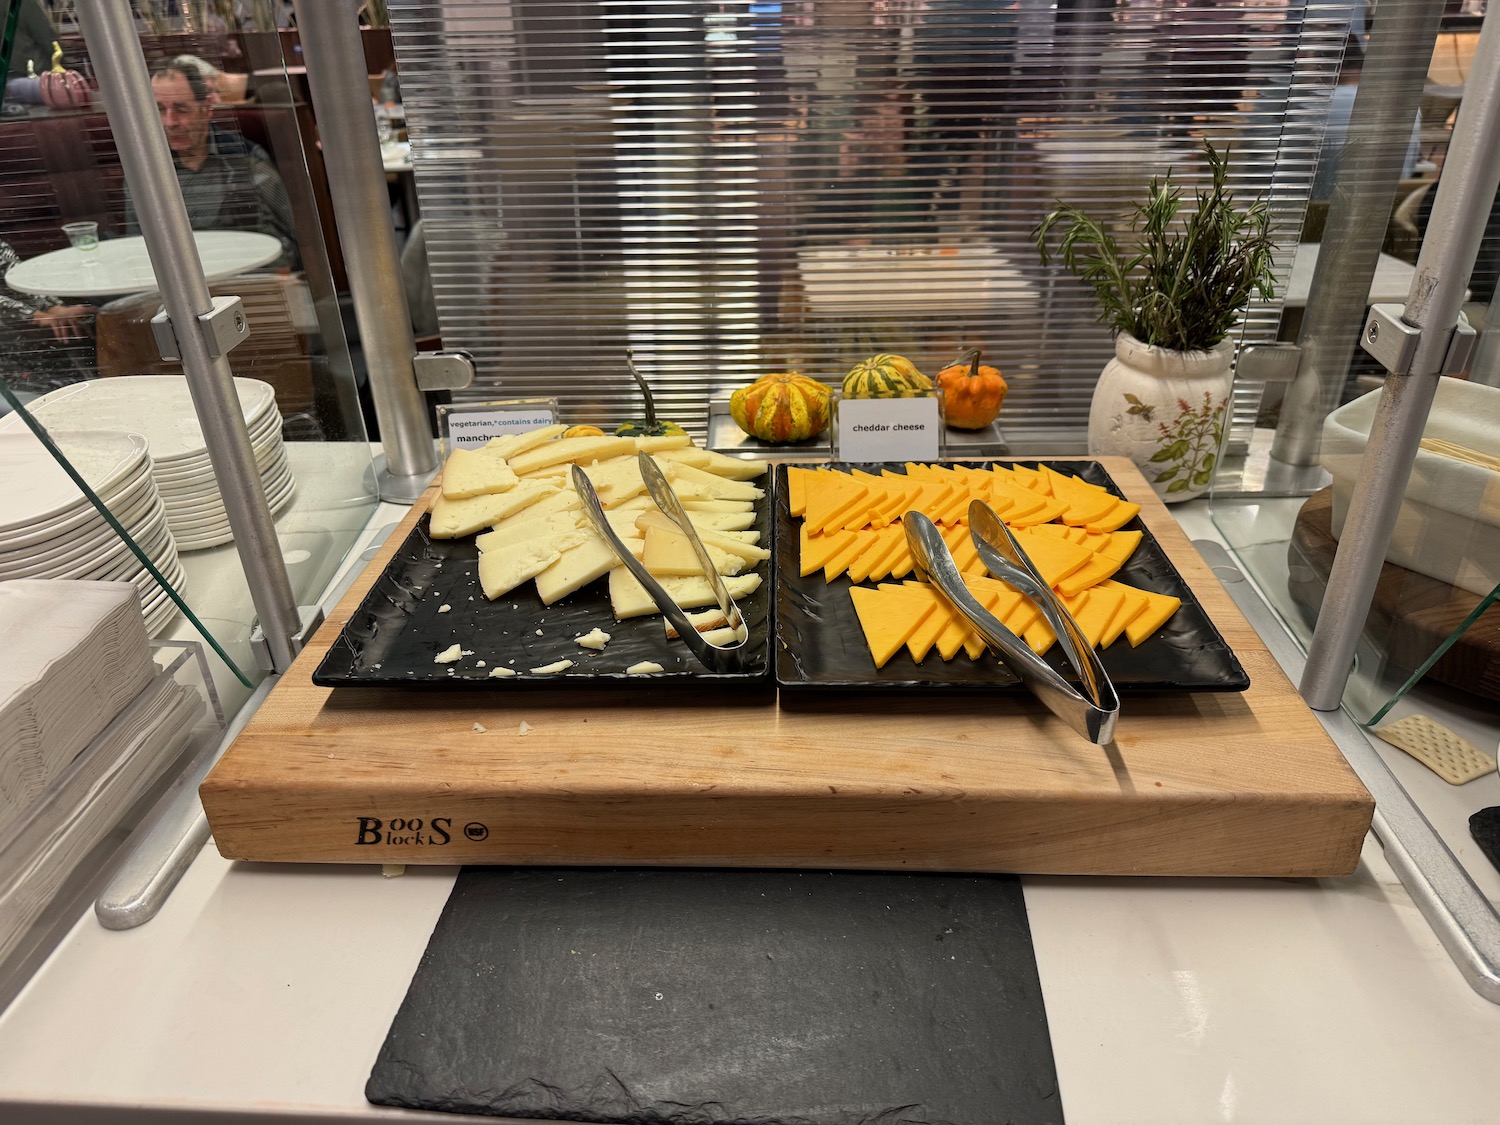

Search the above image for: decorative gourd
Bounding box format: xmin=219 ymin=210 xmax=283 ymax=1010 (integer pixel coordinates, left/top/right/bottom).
xmin=936 ymin=347 xmax=1008 ymax=430
xmin=563 ymin=424 xmax=606 ymax=438
xmin=38 ymin=42 xmax=90 ymax=110
xmin=729 ymin=372 xmax=832 ymax=443
xmin=841 ymin=353 xmax=931 ymax=399
xmin=614 ymin=350 xmax=688 ymax=437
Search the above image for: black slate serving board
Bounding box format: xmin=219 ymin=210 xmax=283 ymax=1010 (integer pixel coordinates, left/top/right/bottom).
xmin=368 ymin=867 xmax=1064 ymax=1125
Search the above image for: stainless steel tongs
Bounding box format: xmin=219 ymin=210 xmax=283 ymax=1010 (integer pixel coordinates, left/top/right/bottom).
xmin=905 ymin=500 xmax=1120 ymax=744
xmin=571 ymin=454 xmax=752 ymax=673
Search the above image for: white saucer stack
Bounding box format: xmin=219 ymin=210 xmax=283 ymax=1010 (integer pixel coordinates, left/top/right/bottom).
xmin=0 ymin=429 xmax=184 ymax=636
xmin=8 ymin=377 xmax=296 ymax=551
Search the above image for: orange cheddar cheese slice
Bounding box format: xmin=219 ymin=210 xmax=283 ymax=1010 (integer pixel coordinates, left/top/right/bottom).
xmin=785 ymin=466 xmax=817 ymax=517
xmin=846 ymin=523 xmax=905 ymax=584
xmin=823 ymin=529 xmax=872 ymax=583
xmin=1122 ymin=585 xmax=1182 ymax=646
xmin=803 ymin=473 xmax=867 ymax=535
xmin=1008 ymin=527 xmax=1095 ymax=587
xmin=1053 ymin=551 xmax=1127 ymax=598
xmin=849 ymin=585 xmax=935 ymax=669
xmin=800 ymin=525 xmax=854 ymax=577
xmin=1086 ymin=500 xmax=1142 ymax=534
xmin=1097 ymin=579 xmax=1150 ymax=647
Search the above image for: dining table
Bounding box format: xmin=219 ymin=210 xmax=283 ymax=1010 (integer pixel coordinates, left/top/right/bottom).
xmin=2 ymin=230 xmax=283 ymax=300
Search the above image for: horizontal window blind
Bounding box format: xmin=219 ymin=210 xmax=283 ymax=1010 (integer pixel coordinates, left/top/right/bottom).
xmin=390 ymin=0 xmax=1353 ymax=446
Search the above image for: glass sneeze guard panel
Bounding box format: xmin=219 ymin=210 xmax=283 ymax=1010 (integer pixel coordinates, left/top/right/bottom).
xmin=2 ymin=9 xmax=381 ymax=719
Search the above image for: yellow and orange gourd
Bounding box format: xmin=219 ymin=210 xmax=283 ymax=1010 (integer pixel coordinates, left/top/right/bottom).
xmin=936 ymin=347 xmax=1008 ymax=430
xmin=729 ymin=371 xmax=832 ymax=443
xmin=786 ymin=462 xmax=1181 ymax=669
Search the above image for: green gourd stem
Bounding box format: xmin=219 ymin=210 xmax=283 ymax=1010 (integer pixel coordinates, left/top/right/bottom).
xmin=625 ymin=349 xmax=656 ymax=428
xmin=0 ymin=382 xmax=256 ymax=690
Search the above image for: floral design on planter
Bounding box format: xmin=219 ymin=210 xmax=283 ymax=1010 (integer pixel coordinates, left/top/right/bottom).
xmin=1147 ymin=392 xmax=1226 ymax=497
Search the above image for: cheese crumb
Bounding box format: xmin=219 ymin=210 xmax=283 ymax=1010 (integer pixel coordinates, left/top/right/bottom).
xmin=575 ymin=628 xmax=611 ymax=651
xmin=535 ymin=629 xmax=544 ymax=636
xmin=488 ymin=666 xmax=517 ymax=678
xmin=438 ymin=603 xmax=451 ymax=613
xmin=529 ymin=659 xmax=573 ymax=675
xmin=518 ymin=720 xmax=532 ymax=735
xmin=626 ymin=661 xmax=665 ymax=675
xmin=473 ymin=722 xmax=488 ymax=733
xmin=381 ymin=865 xmax=406 ymax=878
xmin=434 ymin=643 xmax=463 ymax=664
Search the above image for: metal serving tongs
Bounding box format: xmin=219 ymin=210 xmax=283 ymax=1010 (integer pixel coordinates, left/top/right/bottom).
xmin=905 ymin=500 xmax=1120 ymax=744
xmin=570 ymin=454 xmax=752 ymax=673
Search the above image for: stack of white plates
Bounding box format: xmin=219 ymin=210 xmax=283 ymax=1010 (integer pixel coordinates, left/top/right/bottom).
xmin=5 ymin=377 xmax=296 ymax=551
xmin=0 ymin=429 xmax=184 ymax=636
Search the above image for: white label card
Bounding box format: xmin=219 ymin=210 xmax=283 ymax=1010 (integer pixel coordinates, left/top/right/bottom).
xmin=440 ymin=403 xmax=558 ymax=450
xmin=836 ymin=396 xmax=942 ymax=462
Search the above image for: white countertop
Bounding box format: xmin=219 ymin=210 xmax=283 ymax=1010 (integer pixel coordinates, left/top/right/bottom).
xmin=2 ymin=497 xmax=1498 ymax=1123
xmin=3 ymin=231 xmax=283 ymax=300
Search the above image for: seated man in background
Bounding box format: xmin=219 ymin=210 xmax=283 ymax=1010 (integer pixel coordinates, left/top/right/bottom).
xmin=124 ymin=56 xmax=299 ymax=269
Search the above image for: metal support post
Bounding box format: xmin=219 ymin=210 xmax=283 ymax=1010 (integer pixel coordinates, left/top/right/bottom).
xmin=1269 ymin=0 xmax=1444 ymax=468
xmin=291 ymin=0 xmax=439 ymax=502
xmin=1300 ymin=4 xmax=1500 ymax=711
xmin=76 ymin=0 xmax=306 ymax=673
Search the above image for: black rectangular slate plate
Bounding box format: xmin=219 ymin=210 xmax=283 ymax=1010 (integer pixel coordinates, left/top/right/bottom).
xmin=366 ymin=866 xmax=1064 ymax=1125
xmin=312 ymin=492 xmax=772 ymax=687
xmin=774 ymin=460 xmax=1250 ymax=693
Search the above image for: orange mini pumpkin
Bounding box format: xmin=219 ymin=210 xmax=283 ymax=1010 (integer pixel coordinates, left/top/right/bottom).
xmin=729 ymin=371 xmax=832 ymax=444
xmin=936 ymin=347 xmax=1007 ymax=430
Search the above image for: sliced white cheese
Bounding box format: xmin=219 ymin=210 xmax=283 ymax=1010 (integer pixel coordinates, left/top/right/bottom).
xmin=478 ymin=535 xmax=572 ymax=600
xmin=651 ymin=446 xmax=714 ymax=468
xmin=664 ymin=461 xmax=766 ymax=501
xmin=488 ymin=666 xmax=518 ymax=678
xmin=529 ymin=659 xmax=574 ymax=674
xmin=475 ymin=509 xmax=585 ymax=554
xmin=640 ymin=523 xmax=746 ymax=577
xmin=487 ymin=489 xmax=582 ymax=535
xmin=685 ymin=510 xmax=756 ymax=532
xmin=607 ymin=568 xmax=762 ymax=620
xmin=429 ymin=480 xmax=557 ymax=539
xmin=635 ymin=510 xmax=770 ymax=562
xmin=534 ymin=529 xmax=627 ymax=605
xmin=434 ymin=643 xmax=465 ymax=664
xmin=441 ymin=446 xmax=519 ymax=500
xmin=577 ymin=455 xmax=648 ymax=507
xmin=632 ymin=434 xmax=694 ymax=453
xmin=507 ymin=435 xmax=637 ymax=475
xmin=625 ymin=660 xmax=666 ymax=675
xmin=699 ymin=449 xmax=768 ymax=480
xmin=679 ymin=497 xmax=755 ymax=512
xmin=483 ymin=423 xmax=567 ymax=460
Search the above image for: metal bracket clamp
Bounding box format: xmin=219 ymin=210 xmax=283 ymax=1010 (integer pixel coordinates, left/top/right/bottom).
xmin=1236 ymin=342 xmax=1303 ymax=384
xmin=1361 ymin=304 xmax=1478 ymax=376
xmin=248 ymin=604 xmax=326 ymax=674
xmin=150 ymin=295 xmax=250 ymax=362
xmin=413 ymin=350 xmax=476 ymax=392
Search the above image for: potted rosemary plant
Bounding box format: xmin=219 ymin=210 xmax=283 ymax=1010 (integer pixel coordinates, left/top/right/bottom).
xmin=1034 ymin=141 xmax=1277 ymax=501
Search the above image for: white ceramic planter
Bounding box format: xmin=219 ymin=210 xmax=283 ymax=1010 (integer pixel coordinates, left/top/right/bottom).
xmin=1087 ymin=332 xmax=1235 ymax=503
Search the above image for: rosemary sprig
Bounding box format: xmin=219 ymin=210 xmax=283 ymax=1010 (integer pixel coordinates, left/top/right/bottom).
xmin=1034 ymin=140 xmax=1277 ymax=354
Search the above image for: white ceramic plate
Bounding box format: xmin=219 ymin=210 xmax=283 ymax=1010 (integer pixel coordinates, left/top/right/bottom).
xmin=0 ymin=431 xmax=149 ymax=534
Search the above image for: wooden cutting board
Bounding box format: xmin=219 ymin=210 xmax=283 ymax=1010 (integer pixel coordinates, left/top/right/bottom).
xmin=200 ymin=458 xmax=1374 ymax=877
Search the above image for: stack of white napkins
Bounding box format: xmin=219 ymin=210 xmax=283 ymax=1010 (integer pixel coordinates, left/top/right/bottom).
xmin=0 ymin=580 xmax=157 ymax=832
xmin=0 ymin=579 xmax=204 ymax=968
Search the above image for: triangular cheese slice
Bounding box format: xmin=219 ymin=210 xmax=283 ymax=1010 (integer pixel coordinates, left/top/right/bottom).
xmin=849 ymin=586 xmax=935 ymax=669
